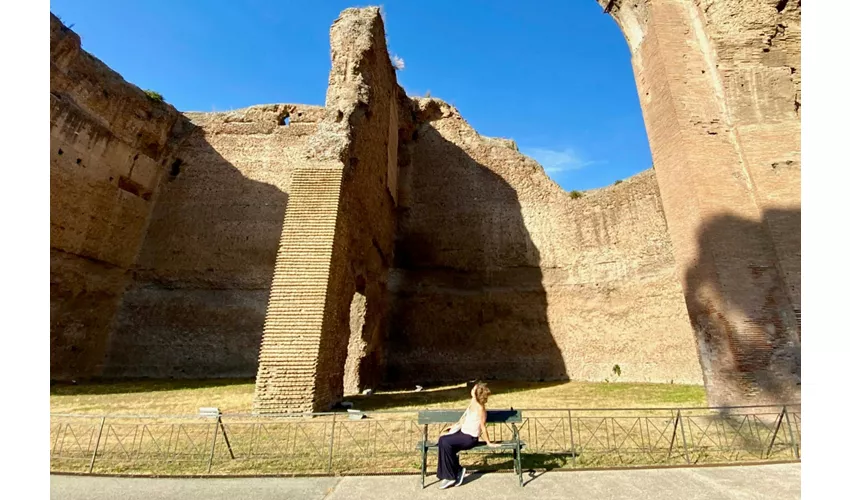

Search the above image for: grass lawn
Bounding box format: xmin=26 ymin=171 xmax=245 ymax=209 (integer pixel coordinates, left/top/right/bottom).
xmin=51 ymin=381 xmax=798 ymax=477
xmin=50 ymin=379 xmax=706 ymax=415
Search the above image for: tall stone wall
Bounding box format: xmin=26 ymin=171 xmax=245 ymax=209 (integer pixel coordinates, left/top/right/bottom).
xmin=254 ymin=7 xmax=399 ymax=412
xmin=387 ymin=99 xmax=703 ymax=387
xmin=102 ymin=104 xmax=323 ymax=378
xmin=604 ymin=0 xmax=800 ymax=405
xmin=694 ymin=0 xmax=801 ymax=324
xmin=50 ymin=14 xmax=182 ymax=380
xmin=49 ymin=2 xmax=801 ymax=409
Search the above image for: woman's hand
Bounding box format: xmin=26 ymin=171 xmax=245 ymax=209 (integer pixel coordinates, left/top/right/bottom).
xmin=486 ymin=441 xmax=501 ymax=448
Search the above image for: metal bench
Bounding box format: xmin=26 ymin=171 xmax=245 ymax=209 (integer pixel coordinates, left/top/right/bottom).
xmin=417 ymin=409 xmax=525 ymax=487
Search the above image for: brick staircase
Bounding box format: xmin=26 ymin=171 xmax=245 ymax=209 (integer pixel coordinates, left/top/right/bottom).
xmin=254 ymin=166 xmax=344 ymax=414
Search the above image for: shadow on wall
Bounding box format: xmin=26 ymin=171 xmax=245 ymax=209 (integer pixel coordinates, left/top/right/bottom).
xmin=684 ymin=209 xmax=801 ymax=407
xmin=102 ymin=119 xmax=289 ymax=379
xmin=385 ymin=122 xmax=567 ymax=387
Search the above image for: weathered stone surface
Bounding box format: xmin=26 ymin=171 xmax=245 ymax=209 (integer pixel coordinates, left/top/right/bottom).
xmin=388 ymin=99 xmax=702 ymax=386
xmin=606 ymin=0 xmax=801 ymax=404
xmin=253 ymin=7 xmax=399 ymax=412
xmin=103 ymin=104 xmax=322 ymax=378
xmin=50 ymin=1 xmax=801 ymax=410
xmin=50 ymin=13 xmax=182 ymax=380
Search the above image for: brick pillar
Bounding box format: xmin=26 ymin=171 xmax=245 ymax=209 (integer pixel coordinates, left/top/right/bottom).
xmin=253 ymin=167 xmax=344 ymax=413
xmin=608 ymin=0 xmax=800 ymax=405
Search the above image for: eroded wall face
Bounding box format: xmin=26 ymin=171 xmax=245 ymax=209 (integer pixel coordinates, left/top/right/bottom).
xmin=103 ymin=105 xmax=323 ymax=378
xmin=387 ymin=100 xmax=703 ymax=387
xmin=50 ymin=15 xmax=180 ymax=379
xmin=695 ymin=0 xmax=801 ymax=326
xmin=254 ymin=7 xmax=398 ymax=412
xmin=615 ymin=0 xmax=800 ymax=404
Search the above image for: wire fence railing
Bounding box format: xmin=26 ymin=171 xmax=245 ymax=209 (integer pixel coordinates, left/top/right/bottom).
xmin=50 ymin=404 xmax=800 ymax=476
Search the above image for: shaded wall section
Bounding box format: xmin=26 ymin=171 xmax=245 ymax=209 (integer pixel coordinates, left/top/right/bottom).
xmin=387 ymin=98 xmax=703 ymax=387
xmin=50 ymin=14 xmax=182 ymax=380
xmin=104 ymin=104 xmax=323 ymax=378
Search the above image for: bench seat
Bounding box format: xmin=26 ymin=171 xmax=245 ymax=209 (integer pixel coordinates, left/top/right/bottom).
xmin=417 ymin=409 xmax=525 ymax=487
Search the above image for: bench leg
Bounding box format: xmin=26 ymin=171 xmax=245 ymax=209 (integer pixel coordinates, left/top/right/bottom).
xmin=421 ymin=446 xmax=427 ymax=489
xmin=516 ymin=444 xmax=523 ymax=487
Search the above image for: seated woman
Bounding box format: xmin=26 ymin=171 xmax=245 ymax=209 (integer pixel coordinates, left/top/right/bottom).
xmin=436 ymin=382 xmax=499 ymax=489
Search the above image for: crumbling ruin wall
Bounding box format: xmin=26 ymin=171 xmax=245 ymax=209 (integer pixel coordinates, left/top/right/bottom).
xmin=102 ymin=104 xmax=323 ymax=378
xmin=603 ymin=0 xmax=801 ymax=405
xmin=254 ymin=7 xmax=399 ymax=412
xmin=50 ymin=14 xmax=182 ymax=380
xmin=387 ymin=99 xmax=703 ymax=386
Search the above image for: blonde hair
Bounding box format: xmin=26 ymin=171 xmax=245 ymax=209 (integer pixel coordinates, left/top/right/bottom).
xmin=473 ymin=382 xmax=491 ymax=406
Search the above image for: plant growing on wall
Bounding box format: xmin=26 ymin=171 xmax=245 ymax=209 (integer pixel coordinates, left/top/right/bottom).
xmin=144 ymin=90 xmax=165 ymax=103
xmin=569 ymin=190 xmax=583 ymax=199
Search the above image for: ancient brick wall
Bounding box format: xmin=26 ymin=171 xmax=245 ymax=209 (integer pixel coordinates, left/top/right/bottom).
xmin=49 ymin=2 xmax=800 ymax=409
xmin=50 ymin=14 xmax=182 ymax=380
xmin=694 ymin=0 xmax=801 ymax=324
xmin=387 ymin=98 xmax=703 ymax=387
xmin=102 ymin=104 xmax=323 ymax=378
xmin=254 ymin=7 xmax=399 ymax=412
xmin=606 ymin=0 xmax=800 ymax=404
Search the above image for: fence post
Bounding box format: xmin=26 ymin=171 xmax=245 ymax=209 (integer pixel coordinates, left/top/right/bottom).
xmin=765 ymin=406 xmax=787 ymax=458
xmin=88 ymin=417 xmax=106 ymax=473
xmin=219 ymin=418 xmax=235 ymax=459
xmin=327 ymin=413 xmax=337 ymax=474
xmin=567 ymin=410 xmax=576 ymax=467
xmin=666 ymin=410 xmax=680 ymax=463
xmin=207 ymin=415 xmax=220 ymax=473
xmin=679 ymin=410 xmax=691 ymax=464
xmin=786 ymin=407 xmax=799 ymax=459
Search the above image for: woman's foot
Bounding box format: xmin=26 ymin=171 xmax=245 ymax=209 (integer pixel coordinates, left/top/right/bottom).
xmin=438 ymin=479 xmax=456 ymax=489
xmin=456 ymin=467 xmax=467 ymax=486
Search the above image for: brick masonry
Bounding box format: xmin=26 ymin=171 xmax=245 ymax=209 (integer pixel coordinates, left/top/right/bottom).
xmin=49 ymin=1 xmax=800 ymax=411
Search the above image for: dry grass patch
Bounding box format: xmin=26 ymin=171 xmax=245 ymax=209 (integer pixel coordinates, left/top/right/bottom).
xmin=51 ymin=379 xmax=706 ymax=415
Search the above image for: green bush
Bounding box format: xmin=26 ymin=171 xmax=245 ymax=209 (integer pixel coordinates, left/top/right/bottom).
xmin=144 ymin=90 xmax=164 ymax=103
xmin=569 ymin=190 xmax=583 ymax=199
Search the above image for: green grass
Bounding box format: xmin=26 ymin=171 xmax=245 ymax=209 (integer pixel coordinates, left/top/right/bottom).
xmin=51 ymin=379 xmax=706 ymax=415
xmin=49 ymin=381 xmax=801 ymax=477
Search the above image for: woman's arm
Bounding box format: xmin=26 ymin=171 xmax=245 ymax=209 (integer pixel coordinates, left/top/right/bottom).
xmin=480 ymin=409 xmax=500 ymax=447
xmin=441 ymin=409 xmax=467 ymax=435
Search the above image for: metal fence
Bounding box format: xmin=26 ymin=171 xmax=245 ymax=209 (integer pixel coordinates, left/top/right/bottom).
xmin=50 ymin=404 xmax=800 ymax=476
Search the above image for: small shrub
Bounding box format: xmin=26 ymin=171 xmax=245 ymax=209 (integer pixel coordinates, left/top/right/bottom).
xmin=613 ymin=364 xmax=622 ymax=377
xmin=614 ymin=180 xmax=623 ymax=185
xmin=424 ymin=90 xmax=431 ymax=98
xmin=144 ymin=90 xmax=164 ymax=103
xmin=569 ymin=190 xmax=583 ymax=199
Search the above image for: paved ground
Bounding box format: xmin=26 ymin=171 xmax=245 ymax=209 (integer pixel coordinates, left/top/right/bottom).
xmin=51 ymin=463 xmax=800 ymax=500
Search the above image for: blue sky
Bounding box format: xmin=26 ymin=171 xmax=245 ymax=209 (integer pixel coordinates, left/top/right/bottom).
xmin=50 ymin=0 xmax=652 ymax=191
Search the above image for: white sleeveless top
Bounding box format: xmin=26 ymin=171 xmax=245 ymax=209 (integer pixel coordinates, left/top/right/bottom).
xmin=460 ymin=405 xmax=482 ymax=437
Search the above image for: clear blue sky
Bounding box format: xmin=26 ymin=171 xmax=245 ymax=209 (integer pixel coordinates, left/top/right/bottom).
xmin=50 ymin=0 xmax=652 ymax=191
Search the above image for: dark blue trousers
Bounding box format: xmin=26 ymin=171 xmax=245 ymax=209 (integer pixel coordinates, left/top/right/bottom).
xmin=436 ymin=431 xmax=478 ymax=480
